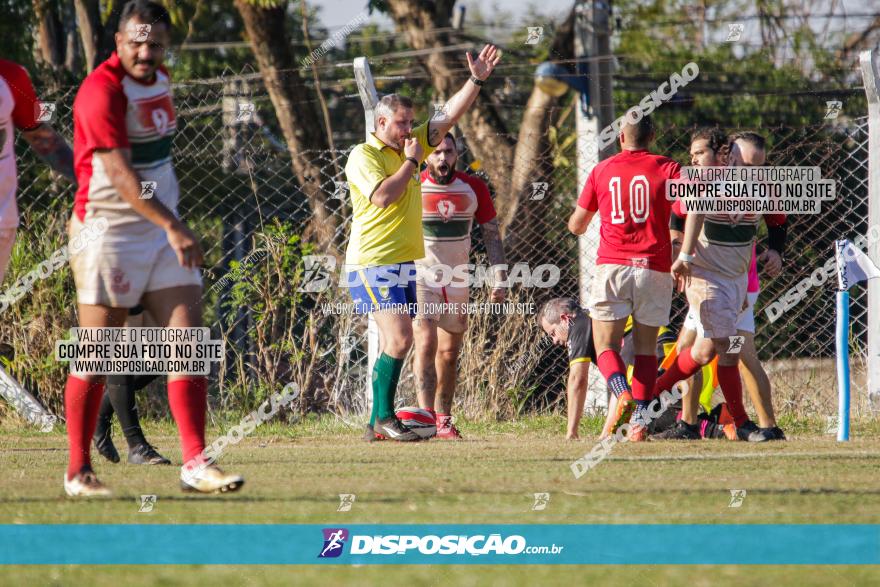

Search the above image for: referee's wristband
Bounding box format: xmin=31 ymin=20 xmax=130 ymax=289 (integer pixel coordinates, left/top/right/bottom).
xmin=678 ymin=252 xmax=695 ymax=263
xmin=405 ymin=157 xmax=419 ymax=168
xmin=470 ymin=75 xmax=484 ymax=87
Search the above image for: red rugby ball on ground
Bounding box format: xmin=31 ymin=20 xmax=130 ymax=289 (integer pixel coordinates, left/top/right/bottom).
xmin=395 ymin=407 xmax=437 ymax=439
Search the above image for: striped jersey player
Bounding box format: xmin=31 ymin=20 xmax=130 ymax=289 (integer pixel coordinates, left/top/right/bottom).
xmin=63 ymin=0 xmax=243 ymax=497
xmin=655 ymin=131 xmax=785 ymax=442
xmin=0 ymin=59 xmax=74 ymax=282
xmin=412 ymin=133 xmax=506 ymax=439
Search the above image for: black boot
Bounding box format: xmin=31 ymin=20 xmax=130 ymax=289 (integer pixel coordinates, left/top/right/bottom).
xmin=93 ymin=392 xmax=120 ymax=463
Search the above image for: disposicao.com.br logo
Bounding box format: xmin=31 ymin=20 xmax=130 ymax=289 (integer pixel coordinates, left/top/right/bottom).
xmin=317 ymin=528 xmax=563 ymax=558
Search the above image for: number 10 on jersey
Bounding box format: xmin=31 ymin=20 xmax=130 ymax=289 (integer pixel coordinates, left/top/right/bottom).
xmin=609 ymin=175 xmax=650 ymax=224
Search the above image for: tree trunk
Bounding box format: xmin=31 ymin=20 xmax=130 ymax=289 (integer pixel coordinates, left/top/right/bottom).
xmin=383 ymin=0 xmax=515 ymax=209
xmin=62 ymin=0 xmax=80 ymax=72
xmin=33 ymin=0 xmax=65 ymax=70
xmin=502 ymin=8 xmax=574 ymax=241
xmin=383 ymin=0 xmax=575 ymax=253
xmin=73 ymin=0 xmax=103 ymax=71
xmin=233 ymin=0 xmax=337 ymax=249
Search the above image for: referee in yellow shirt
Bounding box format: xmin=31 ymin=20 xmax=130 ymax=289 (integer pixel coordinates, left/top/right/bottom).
xmin=345 ymin=45 xmax=501 ymax=442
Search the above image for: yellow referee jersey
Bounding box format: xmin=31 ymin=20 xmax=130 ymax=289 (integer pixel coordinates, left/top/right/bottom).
xmin=344 ymin=122 xmax=436 ymax=267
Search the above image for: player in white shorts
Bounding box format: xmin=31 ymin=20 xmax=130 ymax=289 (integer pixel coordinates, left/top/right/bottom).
xmin=656 ymin=130 xmax=785 ymax=442
xmin=659 ymin=129 xmax=786 ymax=441
xmin=413 ymin=132 xmax=506 ymax=439
xmin=63 ymin=0 xmax=242 ymax=497
xmin=682 ymin=287 xmax=757 ymax=336
xmin=0 ymin=59 xmax=75 ymax=359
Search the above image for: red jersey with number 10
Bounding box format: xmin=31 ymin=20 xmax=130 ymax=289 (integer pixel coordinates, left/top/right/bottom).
xmin=577 ymin=149 xmax=681 ymax=272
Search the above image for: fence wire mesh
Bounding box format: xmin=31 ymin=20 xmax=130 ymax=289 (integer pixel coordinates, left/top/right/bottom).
xmin=5 ymin=71 xmax=872 ymax=424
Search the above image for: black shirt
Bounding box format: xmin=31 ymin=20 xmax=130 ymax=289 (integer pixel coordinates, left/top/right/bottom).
xmin=567 ymin=310 xmax=597 ymax=367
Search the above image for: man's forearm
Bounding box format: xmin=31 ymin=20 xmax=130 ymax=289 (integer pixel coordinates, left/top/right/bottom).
xmin=372 ymin=161 xmax=416 ymax=208
xmin=566 ymin=371 xmax=588 ymax=435
xmin=480 ymin=219 xmax=507 ymax=284
xmin=98 ymin=151 xmax=179 ymax=230
xmin=21 ymin=125 xmax=75 ymax=182
xmin=429 ymin=79 xmax=481 ymax=144
xmin=680 ymin=215 xmax=704 ymax=256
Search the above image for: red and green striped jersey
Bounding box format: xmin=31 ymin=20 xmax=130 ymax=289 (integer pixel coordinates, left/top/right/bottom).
xmin=73 ymin=53 xmax=179 ymax=234
xmin=671 ymin=200 xmax=785 ymax=278
xmin=417 ymin=170 xmax=496 ymax=273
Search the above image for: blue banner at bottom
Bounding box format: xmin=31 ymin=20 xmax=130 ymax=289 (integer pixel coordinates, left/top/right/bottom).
xmin=1 ymin=524 xmax=878 ymax=565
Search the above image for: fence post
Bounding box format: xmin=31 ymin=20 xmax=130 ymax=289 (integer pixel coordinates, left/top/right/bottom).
xmin=859 ymin=49 xmax=880 ymax=411
xmin=354 ymin=57 xmax=379 ymax=416
xmin=575 ymin=0 xmax=616 ymax=412
xmin=220 ymin=77 xmax=253 ymax=384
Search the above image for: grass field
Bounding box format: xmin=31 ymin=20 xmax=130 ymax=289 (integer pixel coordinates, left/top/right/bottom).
xmin=2 ymin=415 xmax=880 ymax=585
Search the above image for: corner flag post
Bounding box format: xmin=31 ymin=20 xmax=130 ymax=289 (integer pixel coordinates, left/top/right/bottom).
xmin=859 ymin=49 xmax=880 ymax=413
xmin=834 ymin=240 xmax=851 ymax=441
xmin=353 ymin=57 xmax=379 ymax=414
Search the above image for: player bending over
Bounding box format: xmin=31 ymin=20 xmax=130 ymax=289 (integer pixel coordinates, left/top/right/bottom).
xmin=656 ymin=129 xmax=786 ymax=440
xmin=344 ymin=45 xmax=500 ymax=442
xmin=63 ymin=0 xmax=242 ymax=496
xmin=412 ymin=133 xmax=507 ymax=439
xmin=653 ymin=131 xmax=785 ymax=442
xmin=568 ymin=113 xmax=681 ymax=442
xmin=536 ymin=298 xmax=597 ymax=439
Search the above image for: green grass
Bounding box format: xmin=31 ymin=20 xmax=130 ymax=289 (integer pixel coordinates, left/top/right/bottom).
xmin=2 ymin=416 xmax=880 ymax=584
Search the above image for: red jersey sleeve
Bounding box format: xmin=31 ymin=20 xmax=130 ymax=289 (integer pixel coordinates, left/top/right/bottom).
xmin=577 ymin=170 xmax=599 ymax=211
xmin=764 ymin=213 xmax=786 ymax=227
xmin=74 ymin=77 xmax=129 ymax=151
xmin=462 ymin=174 xmax=496 ymax=224
xmin=664 ymin=159 xmax=681 ymax=180
xmin=0 ymin=61 xmax=40 ymax=130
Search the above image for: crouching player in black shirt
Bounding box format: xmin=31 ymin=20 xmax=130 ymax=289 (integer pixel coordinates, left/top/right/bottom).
xmin=537 ymin=298 xmax=597 ymax=440
xmin=538 ymin=297 xmax=679 ymax=440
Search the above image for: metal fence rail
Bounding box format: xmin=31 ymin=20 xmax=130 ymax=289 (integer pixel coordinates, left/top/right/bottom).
xmin=5 ymin=71 xmax=872 ymax=422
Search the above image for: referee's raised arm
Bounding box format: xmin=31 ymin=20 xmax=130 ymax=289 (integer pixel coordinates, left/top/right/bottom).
xmin=427 ymin=44 xmax=501 ymax=145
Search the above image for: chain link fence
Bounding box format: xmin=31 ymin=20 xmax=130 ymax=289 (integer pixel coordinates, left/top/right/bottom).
xmin=4 ymin=69 xmax=873 ymax=424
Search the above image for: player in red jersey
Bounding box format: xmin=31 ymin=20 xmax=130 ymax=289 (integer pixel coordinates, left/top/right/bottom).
xmin=0 ymin=58 xmax=74 ymax=425
xmin=0 ymin=60 xmax=74 ymax=283
xmin=568 ymin=113 xmax=680 ymax=441
xmin=412 ymin=133 xmax=506 ymax=439
xmin=64 ymin=0 xmax=242 ymax=496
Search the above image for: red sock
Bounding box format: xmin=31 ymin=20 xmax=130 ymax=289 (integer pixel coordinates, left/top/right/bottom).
xmin=631 ymin=355 xmax=657 ymax=402
xmin=65 ymin=375 xmax=105 ymax=479
xmin=596 ymin=350 xmax=630 ymax=397
xmin=653 ymin=349 xmax=701 ymax=398
xmin=168 ymin=377 xmax=207 ymax=463
xmin=717 ymin=365 xmax=748 ymax=427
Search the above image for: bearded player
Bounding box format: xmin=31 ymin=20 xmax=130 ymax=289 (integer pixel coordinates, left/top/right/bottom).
xmin=654 ymin=131 xmax=784 ymax=442
xmin=64 ymin=0 xmax=242 ymax=495
xmin=412 ymin=133 xmax=507 ymax=439
xmin=656 ymin=129 xmax=786 ymax=440
xmin=568 ymin=112 xmax=681 ymax=442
